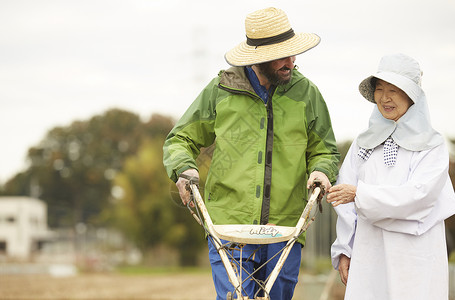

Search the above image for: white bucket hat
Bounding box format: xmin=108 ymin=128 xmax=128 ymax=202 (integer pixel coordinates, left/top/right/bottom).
xmin=359 ymin=53 xmax=424 ymax=103
xmin=356 ymin=53 xmax=443 ymax=151
xmin=225 ymin=7 xmax=320 ymax=67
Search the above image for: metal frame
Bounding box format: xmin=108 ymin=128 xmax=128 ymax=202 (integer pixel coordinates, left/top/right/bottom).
xmin=187 ymin=181 xmax=323 ymax=300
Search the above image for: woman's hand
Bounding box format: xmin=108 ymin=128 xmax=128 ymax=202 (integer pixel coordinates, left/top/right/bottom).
xmin=338 ymin=254 xmax=351 ymax=286
xmin=327 ymin=184 xmax=356 ymax=207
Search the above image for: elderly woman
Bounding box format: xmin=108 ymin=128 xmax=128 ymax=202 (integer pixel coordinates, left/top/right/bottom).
xmin=328 ymin=53 xmax=455 ymax=300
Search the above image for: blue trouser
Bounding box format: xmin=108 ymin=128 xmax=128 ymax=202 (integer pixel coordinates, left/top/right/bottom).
xmin=208 ymin=239 xmax=302 ymax=300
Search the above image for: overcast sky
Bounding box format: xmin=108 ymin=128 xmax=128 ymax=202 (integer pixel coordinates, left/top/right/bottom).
xmin=1 ymin=0 xmax=454 ymax=183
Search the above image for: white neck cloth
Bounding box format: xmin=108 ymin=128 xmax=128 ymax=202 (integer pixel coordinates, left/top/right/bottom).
xmin=356 ymin=54 xmax=443 ymax=151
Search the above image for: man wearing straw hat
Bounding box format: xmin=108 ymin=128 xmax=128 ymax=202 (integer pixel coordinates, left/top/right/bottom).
xmin=163 ymin=7 xmax=339 ymax=299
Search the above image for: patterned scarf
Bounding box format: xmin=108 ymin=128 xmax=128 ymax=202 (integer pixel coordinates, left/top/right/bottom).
xmin=358 ymin=136 xmax=398 ymax=167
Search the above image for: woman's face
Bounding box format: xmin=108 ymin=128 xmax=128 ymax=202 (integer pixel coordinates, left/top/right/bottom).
xmin=374 ymin=79 xmax=414 ymax=121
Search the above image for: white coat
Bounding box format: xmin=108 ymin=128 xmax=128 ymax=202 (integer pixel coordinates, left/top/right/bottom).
xmin=331 ymin=140 xmax=455 ymax=300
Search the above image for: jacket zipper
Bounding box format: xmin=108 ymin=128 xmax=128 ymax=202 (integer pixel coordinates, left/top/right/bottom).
xmin=260 ymin=86 xmax=276 ymax=225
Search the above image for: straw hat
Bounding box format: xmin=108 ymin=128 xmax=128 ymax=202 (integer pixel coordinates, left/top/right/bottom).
xmin=359 ymin=53 xmax=424 ymax=104
xmin=225 ymin=7 xmax=320 ymax=67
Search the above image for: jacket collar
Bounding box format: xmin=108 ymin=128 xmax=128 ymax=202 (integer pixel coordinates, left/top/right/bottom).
xmin=219 ymin=66 xmax=297 ymax=96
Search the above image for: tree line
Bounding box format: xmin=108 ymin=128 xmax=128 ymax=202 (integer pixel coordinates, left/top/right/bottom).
xmin=1 ymin=108 xmax=454 ymax=265
xmin=0 ymin=109 xmax=208 ymax=265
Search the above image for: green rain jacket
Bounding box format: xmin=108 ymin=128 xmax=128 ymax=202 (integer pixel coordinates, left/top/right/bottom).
xmin=163 ymin=66 xmax=339 ymax=244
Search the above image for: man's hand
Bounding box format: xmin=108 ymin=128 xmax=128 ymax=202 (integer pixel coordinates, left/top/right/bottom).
xmin=307 ymin=171 xmax=331 ymax=194
xmin=176 ymin=169 xmax=199 ymax=206
xmin=338 ymin=254 xmax=351 ymax=286
xmin=327 ymin=184 xmax=356 ymax=207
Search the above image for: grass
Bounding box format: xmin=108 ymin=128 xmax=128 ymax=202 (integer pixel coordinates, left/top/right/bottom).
xmin=301 ymin=257 xmax=334 ymax=275
xmin=115 ymin=256 xmax=335 ymax=277
xmin=115 ymin=265 xmax=212 ymax=276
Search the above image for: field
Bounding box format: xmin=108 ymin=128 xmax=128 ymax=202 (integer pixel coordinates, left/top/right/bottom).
xmin=0 ymin=270 xmax=346 ymax=300
xmin=0 ymin=273 xmax=215 ymax=300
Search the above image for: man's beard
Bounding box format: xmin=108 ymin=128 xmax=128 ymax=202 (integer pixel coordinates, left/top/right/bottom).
xmin=257 ymin=62 xmax=292 ymax=86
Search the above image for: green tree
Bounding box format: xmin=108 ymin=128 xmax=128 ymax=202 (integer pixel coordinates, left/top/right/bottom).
xmin=3 ymin=109 xmax=145 ymax=226
xmin=2 ymin=108 xmax=210 ymax=265
xmin=104 ymin=137 xmax=211 ymax=265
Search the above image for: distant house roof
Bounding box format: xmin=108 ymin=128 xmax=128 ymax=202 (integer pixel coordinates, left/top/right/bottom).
xmin=0 ymin=196 xmax=44 ymax=202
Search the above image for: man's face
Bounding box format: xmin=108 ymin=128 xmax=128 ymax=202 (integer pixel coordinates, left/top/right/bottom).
xmin=257 ymin=56 xmax=296 ymax=86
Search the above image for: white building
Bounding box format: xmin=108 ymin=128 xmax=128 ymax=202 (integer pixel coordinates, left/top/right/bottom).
xmin=0 ymin=196 xmax=54 ymax=260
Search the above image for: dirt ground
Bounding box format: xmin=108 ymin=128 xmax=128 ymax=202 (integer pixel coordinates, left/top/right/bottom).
xmin=0 ymin=273 xmax=215 ymax=300
xmin=0 ymin=272 xmax=346 ymax=300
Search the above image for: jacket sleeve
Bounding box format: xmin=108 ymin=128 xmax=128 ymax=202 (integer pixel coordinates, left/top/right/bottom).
xmin=162 ymin=79 xmax=218 ymax=182
xmin=331 ymin=142 xmax=358 ymax=269
xmin=355 ymin=143 xmax=454 ymax=235
xmin=305 ymin=88 xmax=340 ymax=184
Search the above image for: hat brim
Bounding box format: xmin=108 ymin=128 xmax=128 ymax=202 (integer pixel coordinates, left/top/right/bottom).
xmin=224 ymin=33 xmax=320 ymax=67
xmin=359 ymin=76 xmax=376 ymax=103
xmin=359 ymin=72 xmax=423 ymax=104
